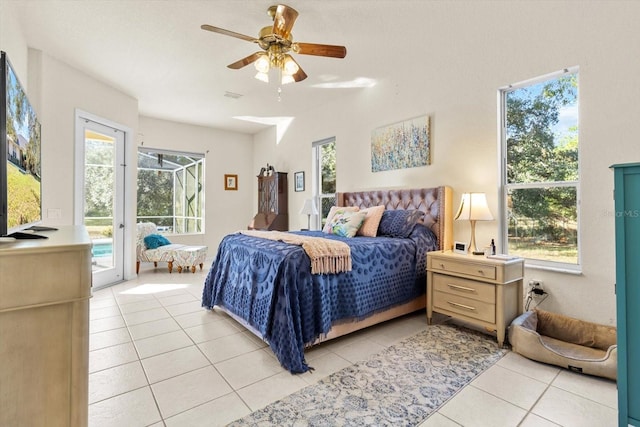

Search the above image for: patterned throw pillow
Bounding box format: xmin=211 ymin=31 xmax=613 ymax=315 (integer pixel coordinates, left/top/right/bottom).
xmin=143 ymin=234 xmax=171 ymax=249
xmin=356 ymin=205 xmax=386 ymax=237
xmin=325 ymin=210 xmax=367 ymax=238
xmin=377 ymin=210 xmax=425 ymax=238
xmin=322 ymin=206 xmax=360 ymax=233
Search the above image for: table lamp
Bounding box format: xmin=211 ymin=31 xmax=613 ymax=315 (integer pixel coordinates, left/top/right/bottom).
xmin=299 ymin=199 xmax=318 ymax=230
xmin=455 ymin=192 xmax=494 ymax=254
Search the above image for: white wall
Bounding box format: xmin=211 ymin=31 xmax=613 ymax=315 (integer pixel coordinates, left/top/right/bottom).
xmin=138 ymin=116 xmax=253 ymax=252
xmin=0 ymin=1 xmax=28 ymax=85
xmin=33 ymin=50 xmax=140 ymax=278
xmin=254 ymin=1 xmax=640 ymax=325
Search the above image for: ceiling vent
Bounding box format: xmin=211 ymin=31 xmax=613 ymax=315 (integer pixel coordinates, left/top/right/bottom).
xmin=224 ymin=91 xmax=243 ymax=99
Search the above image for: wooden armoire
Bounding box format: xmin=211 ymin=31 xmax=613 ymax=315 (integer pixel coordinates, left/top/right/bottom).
xmin=248 ymin=171 xmax=288 ymax=231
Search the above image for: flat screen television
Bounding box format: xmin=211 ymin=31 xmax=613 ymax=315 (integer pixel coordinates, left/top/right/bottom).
xmin=0 ymin=51 xmax=46 ymax=239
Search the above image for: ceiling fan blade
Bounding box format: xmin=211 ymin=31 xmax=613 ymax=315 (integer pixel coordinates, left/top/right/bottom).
xmin=227 ymin=52 xmax=263 ymax=69
xmin=293 ymin=42 xmax=347 ymax=58
xmin=201 ymin=24 xmax=256 ymax=43
xmin=271 ymin=4 xmax=298 ymax=39
xmin=292 ymin=65 xmax=308 ymax=83
xmin=286 ymin=56 xmax=307 ymax=82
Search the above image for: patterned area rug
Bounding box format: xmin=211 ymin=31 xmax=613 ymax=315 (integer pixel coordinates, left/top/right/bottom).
xmin=228 ymin=324 xmax=508 ymax=426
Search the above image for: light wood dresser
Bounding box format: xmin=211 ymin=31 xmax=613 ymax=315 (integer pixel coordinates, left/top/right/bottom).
xmin=427 ymin=250 xmax=524 ymax=347
xmin=0 ymin=226 xmax=91 ymax=427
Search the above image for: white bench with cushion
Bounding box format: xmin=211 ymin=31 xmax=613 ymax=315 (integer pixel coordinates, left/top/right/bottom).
xmin=172 ymin=245 xmax=208 ymax=273
xmin=136 ymin=222 xmax=186 ymax=273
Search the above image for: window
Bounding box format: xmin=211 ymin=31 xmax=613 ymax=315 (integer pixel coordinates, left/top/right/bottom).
xmin=137 ymin=147 xmax=205 ymax=234
xmin=312 ymin=137 xmax=336 ymax=229
xmin=500 ymin=69 xmax=579 ymax=269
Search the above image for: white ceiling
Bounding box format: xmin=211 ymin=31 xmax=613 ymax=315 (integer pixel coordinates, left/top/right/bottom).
xmin=13 ymin=0 xmax=406 ymax=134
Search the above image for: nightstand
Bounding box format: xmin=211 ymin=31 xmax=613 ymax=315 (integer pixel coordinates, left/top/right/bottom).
xmin=426 ymin=250 xmax=524 ymax=347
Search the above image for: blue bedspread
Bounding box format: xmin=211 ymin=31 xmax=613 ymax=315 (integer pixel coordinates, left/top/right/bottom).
xmin=202 ymin=225 xmax=438 ymax=373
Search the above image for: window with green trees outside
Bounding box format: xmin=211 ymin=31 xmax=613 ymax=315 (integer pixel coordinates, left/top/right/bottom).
xmin=501 ymin=69 xmax=579 ymax=268
xmin=137 ymin=148 xmax=205 ymax=234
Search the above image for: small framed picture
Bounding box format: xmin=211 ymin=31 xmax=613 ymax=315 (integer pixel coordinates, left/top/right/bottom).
xmin=294 ymin=171 xmax=305 ymax=192
xmin=453 ymin=241 xmax=468 ymax=255
xmin=224 ymin=174 xmax=238 ymax=191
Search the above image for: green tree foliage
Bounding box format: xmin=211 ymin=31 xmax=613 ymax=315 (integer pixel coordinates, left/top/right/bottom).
xmin=84 ymin=140 xmax=114 ymax=218
xmin=137 ymin=169 xmax=173 ymax=224
xmin=321 ymin=141 xmax=336 ymax=194
xmin=506 ymin=74 xmax=578 ymax=243
xmin=84 ymin=165 xmax=114 ymax=217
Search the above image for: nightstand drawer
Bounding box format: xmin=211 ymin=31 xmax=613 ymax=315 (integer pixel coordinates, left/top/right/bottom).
xmin=433 ymin=291 xmax=496 ymax=323
xmin=432 ymin=274 xmax=495 ymax=303
xmin=430 ymin=258 xmax=497 ymax=280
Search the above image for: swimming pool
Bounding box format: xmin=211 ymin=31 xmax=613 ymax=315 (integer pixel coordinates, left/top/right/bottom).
xmin=92 ymin=240 xmax=113 ymax=258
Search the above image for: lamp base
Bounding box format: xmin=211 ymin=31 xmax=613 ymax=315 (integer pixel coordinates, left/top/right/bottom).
xmin=472 ymin=250 xmax=485 ymax=255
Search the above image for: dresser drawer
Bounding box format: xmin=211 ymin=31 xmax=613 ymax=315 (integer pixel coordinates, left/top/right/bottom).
xmin=433 ymin=291 xmax=496 ymax=323
xmin=430 ymin=258 xmax=496 ymax=280
xmin=432 ymin=274 xmax=495 ymax=303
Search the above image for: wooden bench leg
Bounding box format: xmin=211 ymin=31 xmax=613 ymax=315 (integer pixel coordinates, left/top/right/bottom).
xmin=167 ymin=261 xmax=173 ymax=273
xmin=136 ymin=261 xmax=140 ymax=274
xmin=177 ymin=266 xmax=183 ymax=273
xmin=199 ymin=263 xmax=203 ymax=271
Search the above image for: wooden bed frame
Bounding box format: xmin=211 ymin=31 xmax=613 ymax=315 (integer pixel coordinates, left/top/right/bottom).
xmin=219 ymin=186 xmax=453 ymax=347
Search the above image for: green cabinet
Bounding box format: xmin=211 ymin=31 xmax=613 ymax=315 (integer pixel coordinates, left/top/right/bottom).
xmin=612 ymin=162 xmax=640 ymax=427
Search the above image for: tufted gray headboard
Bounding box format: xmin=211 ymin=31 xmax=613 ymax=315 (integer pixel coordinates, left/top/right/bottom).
xmin=336 ymin=186 xmax=453 ymax=251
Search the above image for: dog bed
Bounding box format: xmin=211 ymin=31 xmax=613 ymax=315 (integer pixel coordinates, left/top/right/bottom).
xmin=508 ymin=308 xmax=617 ymax=380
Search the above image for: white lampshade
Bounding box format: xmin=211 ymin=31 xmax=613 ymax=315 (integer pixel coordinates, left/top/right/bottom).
xmin=280 ymin=74 xmax=295 ymax=85
xmin=300 ymin=199 xmax=318 ymax=230
xmin=455 ymin=193 xmax=494 ymax=221
xmin=282 ymin=55 xmax=299 ymax=75
xmin=455 ymin=193 xmax=494 ymax=254
xmin=254 ymin=53 xmax=270 ymax=74
xmin=299 ymin=199 xmax=318 ymax=215
xmin=254 ymin=71 xmax=269 ymax=83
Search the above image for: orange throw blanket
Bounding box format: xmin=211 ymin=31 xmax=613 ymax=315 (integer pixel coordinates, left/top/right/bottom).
xmin=239 ymin=230 xmax=352 ymax=274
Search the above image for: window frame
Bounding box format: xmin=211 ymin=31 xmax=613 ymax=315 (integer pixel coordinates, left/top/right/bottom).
xmin=312 ymin=137 xmax=336 ymax=230
xmin=499 ymin=67 xmax=581 ymax=273
xmin=136 ymin=147 xmax=205 ymax=235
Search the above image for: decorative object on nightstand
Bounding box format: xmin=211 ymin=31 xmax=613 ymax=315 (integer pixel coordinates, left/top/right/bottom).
xmin=299 ymin=198 xmax=318 ymax=230
xmin=426 ymin=250 xmax=524 ymax=347
xmin=454 ymin=192 xmax=494 ymax=255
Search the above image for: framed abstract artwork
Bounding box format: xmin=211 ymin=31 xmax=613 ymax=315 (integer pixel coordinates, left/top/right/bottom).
xmin=371 ymin=115 xmax=431 ymax=172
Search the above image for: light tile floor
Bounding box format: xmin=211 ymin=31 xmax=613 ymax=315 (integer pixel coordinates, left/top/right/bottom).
xmin=89 ymin=263 xmax=618 ymax=427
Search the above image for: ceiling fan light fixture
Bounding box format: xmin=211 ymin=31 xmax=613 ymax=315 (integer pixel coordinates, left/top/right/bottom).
xmin=254 ymin=71 xmax=269 ymax=83
xmin=282 ymin=55 xmax=299 ymax=76
xmin=254 ymin=53 xmax=271 ymax=74
xmin=201 ymin=4 xmax=346 ymax=86
xmin=280 ymin=74 xmax=295 ymax=85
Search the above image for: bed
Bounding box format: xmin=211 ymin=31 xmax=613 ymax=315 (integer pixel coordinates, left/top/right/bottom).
xmin=202 ymin=186 xmax=453 ymax=373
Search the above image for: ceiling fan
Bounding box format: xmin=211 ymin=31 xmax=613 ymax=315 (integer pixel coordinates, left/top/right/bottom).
xmin=201 ymin=4 xmax=347 ymax=84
